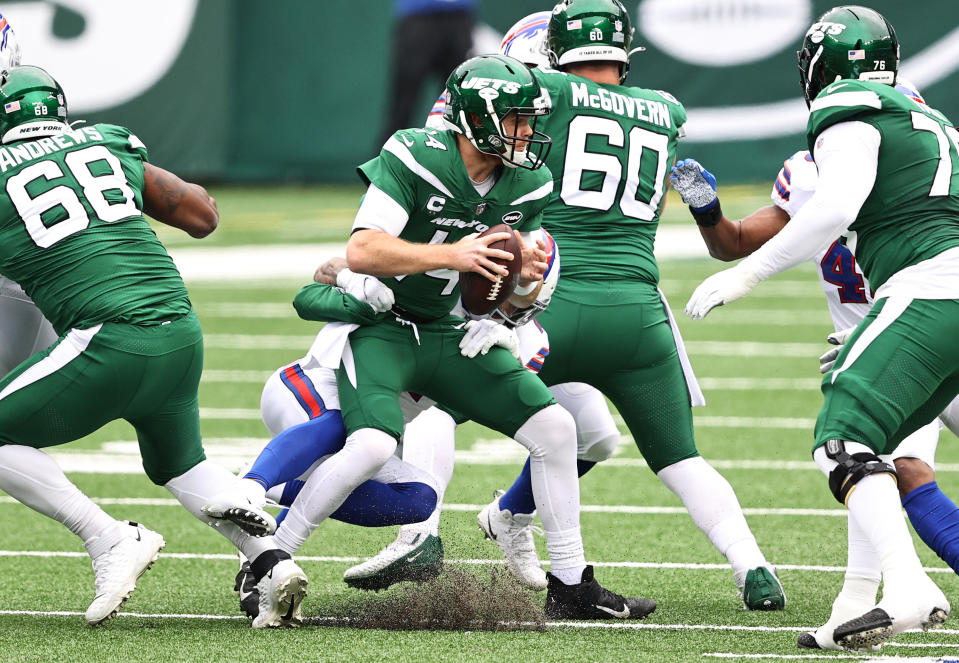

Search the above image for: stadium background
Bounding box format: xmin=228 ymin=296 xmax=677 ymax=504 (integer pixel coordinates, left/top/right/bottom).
xmin=3 ymin=2 xmax=959 ymax=661
xmin=4 ymin=0 xmax=958 ymax=183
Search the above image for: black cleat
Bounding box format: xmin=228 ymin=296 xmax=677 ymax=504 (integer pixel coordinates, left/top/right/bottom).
xmin=833 ymin=607 xmax=893 ymax=651
xmin=796 ymin=632 xmax=821 ymax=649
xmin=544 ymin=565 xmax=656 ymax=620
xmin=234 ymin=561 xmax=259 ymax=618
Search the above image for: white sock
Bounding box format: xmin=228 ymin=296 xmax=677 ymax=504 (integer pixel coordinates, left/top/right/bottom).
xmin=814 ymin=513 xmax=881 ymax=641
xmin=391 ymin=407 xmax=456 ymax=540
xmin=813 ymin=444 xmax=924 ymax=593
xmin=402 ymin=407 xmax=456 ymax=487
xmin=164 ymin=460 xmax=279 ymax=561
xmin=273 ymin=428 xmax=396 ymax=554
xmin=658 ymin=457 xmax=767 ymax=586
xmin=847 ymin=473 xmax=925 ymax=588
xmin=845 ymin=510 xmax=882 ymax=591
xmin=0 ymin=445 xmax=120 ymax=552
xmin=514 ymin=404 xmax=585 ymax=580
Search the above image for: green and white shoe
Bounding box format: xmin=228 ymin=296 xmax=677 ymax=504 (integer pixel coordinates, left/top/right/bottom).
xmin=742 ymin=566 xmax=786 ymax=611
xmin=344 ymin=531 xmax=443 ymax=591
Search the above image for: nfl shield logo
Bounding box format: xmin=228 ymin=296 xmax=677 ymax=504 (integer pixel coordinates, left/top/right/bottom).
xmin=475 ymin=202 xmax=486 ymax=215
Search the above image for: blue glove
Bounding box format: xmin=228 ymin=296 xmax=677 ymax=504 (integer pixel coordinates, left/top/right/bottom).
xmin=670 ymin=159 xmax=718 ymax=212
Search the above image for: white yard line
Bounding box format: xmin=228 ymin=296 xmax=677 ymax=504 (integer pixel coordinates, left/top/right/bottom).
xmin=201 ymin=370 xmax=273 ymax=383
xmin=0 ymin=606 xmax=955 ymax=643
xmin=200 ymin=334 xmax=828 ymax=357
xmin=0 ymin=549 xmax=954 ymax=575
xmin=0 ymin=497 xmax=849 ymax=517
xmin=200 ymin=375 xmax=818 ymax=391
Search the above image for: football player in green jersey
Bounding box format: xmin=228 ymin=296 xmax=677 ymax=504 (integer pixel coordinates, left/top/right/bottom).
xmin=686 ymin=5 xmax=956 ymax=650
xmin=476 ymin=0 xmax=785 ymax=611
xmin=0 ymin=66 xmax=308 ymax=628
xmin=209 ymin=54 xmax=656 ymax=620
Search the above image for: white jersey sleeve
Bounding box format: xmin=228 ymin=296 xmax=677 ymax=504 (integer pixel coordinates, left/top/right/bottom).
xmin=516 ymin=319 xmax=549 ymax=374
xmin=769 ymin=150 xmax=874 ymax=332
xmin=769 ymin=150 xmax=818 ymax=219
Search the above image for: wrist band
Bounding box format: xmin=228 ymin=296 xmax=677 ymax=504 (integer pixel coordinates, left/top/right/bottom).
xmin=691 ymin=200 xmax=722 ymax=228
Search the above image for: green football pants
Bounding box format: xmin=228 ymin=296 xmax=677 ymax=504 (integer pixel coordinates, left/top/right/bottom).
xmin=0 ymin=310 xmax=206 ymax=484
xmin=536 ymin=280 xmax=699 ymax=473
xmin=816 ymin=296 xmax=959 ymax=455
xmin=336 ymin=316 xmax=555 ymax=440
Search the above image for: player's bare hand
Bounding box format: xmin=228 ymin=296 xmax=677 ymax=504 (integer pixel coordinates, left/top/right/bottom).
xmin=449 ymin=232 xmax=513 ymax=283
xmin=516 ymin=231 xmax=547 ymax=282
xmin=314 ymin=256 xmax=349 ymax=284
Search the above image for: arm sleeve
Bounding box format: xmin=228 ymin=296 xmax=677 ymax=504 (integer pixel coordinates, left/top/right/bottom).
xmin=292 ymin=283 xmax=380 ymax=324
xmin=738 ymin=121 xmax=880 ymax=281
xmin=351 ymin=184 xmax=411 ymax=235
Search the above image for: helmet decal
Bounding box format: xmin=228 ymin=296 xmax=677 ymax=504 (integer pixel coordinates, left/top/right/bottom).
xmin=444 ymin=54 xmax=552 ymax=170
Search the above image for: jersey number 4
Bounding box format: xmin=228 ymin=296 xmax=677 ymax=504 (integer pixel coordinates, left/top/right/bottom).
xmin=560 ymin=115 xmax=669 ymax=221
xmin=6 ymin=145 xmax=138 ymax=248
xmin=820 ymin=240 xmax=868 ymax=304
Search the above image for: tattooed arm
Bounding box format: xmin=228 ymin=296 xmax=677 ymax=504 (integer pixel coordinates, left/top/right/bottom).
xmin=142 ymin=163 xmax=219 ymax=238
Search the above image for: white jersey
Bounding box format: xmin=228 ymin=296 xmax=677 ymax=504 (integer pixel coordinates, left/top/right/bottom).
xmin=770 ymin=150 xmax=873 ymax=332
xmin=0 ymin=275 xmax=58 ymax=375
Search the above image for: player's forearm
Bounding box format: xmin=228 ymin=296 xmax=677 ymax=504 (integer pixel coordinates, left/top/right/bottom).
xmin=702 ymin=205 xmax=791 ymax=261
xmin=346 ymin=229 xmax=452 ymax=278
xmin=142 ymin=163 xmax=218 ymax=238
xmin=698 ymin=216 xmax=747 ymax=261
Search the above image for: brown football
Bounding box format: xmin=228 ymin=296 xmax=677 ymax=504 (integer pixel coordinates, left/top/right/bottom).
xmin=459 ymin=223 xmax=523 ymax=316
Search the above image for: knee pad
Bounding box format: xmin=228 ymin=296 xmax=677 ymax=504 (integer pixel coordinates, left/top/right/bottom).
xmin=578 ymin=431 xmax=619 ymax=463
xmin=345 ymin=428 xmax=398 ymax=472
xmin=825 ymin=439 xmax=898 ymax=505
xmin=516 ymin=403 xmax=576 ymax=458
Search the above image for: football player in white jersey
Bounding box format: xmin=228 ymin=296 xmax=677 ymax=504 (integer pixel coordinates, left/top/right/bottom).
xmin=671 ymin=79 xmax=959 ymax=650
xmin=0 ymin=16 xmax=60 ymax=376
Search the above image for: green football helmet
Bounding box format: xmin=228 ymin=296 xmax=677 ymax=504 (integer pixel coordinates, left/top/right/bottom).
xmin=0 ymin=65 xmax=68 ymax=144
xmin=443 ymin=54 xmax=552 ymax=170
xmin=546 ymin=0 xmax=641 ymax=83
xmin=797 ymin=5 xmax=899 ymax=107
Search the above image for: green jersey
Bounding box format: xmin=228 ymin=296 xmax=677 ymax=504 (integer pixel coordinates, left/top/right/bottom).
xmin=357 ymin=128 xmax=551 ymax=320
xmin=807 ymin=80 xmax=959 ymax=288
xmin=533 ymin=68 xmax=687 ymax=284
xmin=0 ymin=124 xmax=190 ymax=333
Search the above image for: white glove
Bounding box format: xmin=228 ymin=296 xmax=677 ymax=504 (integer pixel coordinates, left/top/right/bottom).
xmin=685 ymin=265 xmax=760 ymax=320
xmin=459 ymin=319 xmax=520 ymax=360
xmin=336 ymin=268 xmax=394 ymax=313
xmin=818 ymin=325 xmax=856 ymax=374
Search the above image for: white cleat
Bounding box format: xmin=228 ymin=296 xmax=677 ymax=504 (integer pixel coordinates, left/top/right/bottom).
xmin=797 ymin=592 xmax=879 ymax=651
xmin=252 ymin=559 xmax=308 ymax=629
xmin=477 ymin=490 xmax=547 ymax=591
xmin=201 ymin=478 xmax=276 ymax=536
xmin=343 ymin=529 xmax=443 ymax=591
xmin=833 ymin=576 xmax=950 ymax=651
xmin=85 ymin=521 xmax=165 ymax=626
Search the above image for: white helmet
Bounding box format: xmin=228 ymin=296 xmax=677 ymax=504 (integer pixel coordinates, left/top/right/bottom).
xmin=499 ymin=12 xmax=551 ymax=69
xmin=0 ymin=14 xmax=21 ymax=72
xmin=894 ymin=77 xmax=925 ymax=105
xmin=495 ymin=230 xmax=560 ymax=328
